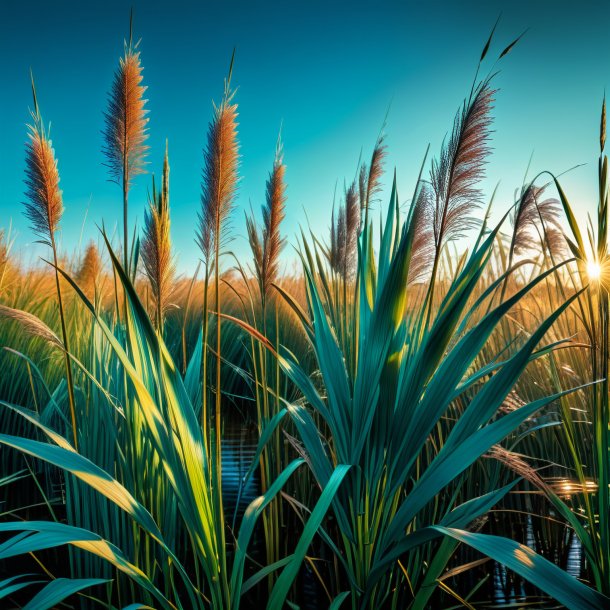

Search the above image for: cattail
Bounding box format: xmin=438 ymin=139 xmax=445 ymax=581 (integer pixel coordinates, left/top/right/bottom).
xmin=77 ymin=241 xmax=102 ymax=299
xmin=23 ymin=76 xmax=78 ymax=449
xmin=142 ymin=141 xmax=174 ymax=329
xmin=103 ymin=15 xmax=149 ymax=270
xmin=431 ymin=80 xmax=495 ymax=254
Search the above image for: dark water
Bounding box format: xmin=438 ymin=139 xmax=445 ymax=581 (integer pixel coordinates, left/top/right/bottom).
xmin=221 ymin=419 xmax=588 ymax=609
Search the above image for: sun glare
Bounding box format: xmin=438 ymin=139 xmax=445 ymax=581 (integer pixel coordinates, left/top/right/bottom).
xmin=587 ymin=260 xmax=602 ymax=281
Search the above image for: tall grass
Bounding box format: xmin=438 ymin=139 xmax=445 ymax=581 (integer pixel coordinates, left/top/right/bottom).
xmin=0 ymin=18 xmax=609 ymax=610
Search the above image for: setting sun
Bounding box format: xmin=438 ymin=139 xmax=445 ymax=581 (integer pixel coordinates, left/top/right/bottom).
xmin=587 ymin=259 xmax=602 ymax=281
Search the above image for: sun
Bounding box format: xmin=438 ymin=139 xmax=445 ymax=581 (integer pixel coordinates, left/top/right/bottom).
xmin=587 ymin=259 xmax=602 ymax=282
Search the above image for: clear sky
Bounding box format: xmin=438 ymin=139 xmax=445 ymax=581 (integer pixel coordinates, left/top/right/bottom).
xmin=1 ymin=0 xmax=609 ymax=275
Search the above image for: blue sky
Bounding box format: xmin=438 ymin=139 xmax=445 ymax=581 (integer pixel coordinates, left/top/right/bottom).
xmin=1 ymin=0 xmax=609 ymax=275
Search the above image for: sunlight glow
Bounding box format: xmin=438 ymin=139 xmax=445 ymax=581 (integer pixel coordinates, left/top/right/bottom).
xmin=587 ymin=260 xmax=602 ymax=281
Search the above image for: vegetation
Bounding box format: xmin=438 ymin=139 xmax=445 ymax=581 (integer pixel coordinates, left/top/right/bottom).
xmin=0 ymin=18 xmax=609 ymax=610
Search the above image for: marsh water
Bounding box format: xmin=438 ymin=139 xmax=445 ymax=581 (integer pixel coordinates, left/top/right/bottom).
xmin=222 ymin=418 xmax=584 ymax=609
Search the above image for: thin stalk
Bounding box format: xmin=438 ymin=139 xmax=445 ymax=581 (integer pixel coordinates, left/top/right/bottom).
xmin=51 ymin=233 xmax=78 ymax=450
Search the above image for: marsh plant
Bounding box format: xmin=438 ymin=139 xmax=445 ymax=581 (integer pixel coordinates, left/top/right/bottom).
xmin=0 ymin=18 xmax=610 ymax=610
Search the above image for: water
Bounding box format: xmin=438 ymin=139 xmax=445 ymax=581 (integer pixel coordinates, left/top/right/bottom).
xmin=221 ymin=420 xmax=587 ymax=608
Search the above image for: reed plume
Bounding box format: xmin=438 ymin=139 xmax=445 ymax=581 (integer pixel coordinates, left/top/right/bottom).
xmin=425 ymin=79 xmax=494 ymax=323
xmin=196 ymin=77 xmax=239 ymax=268
xmin=498 ymin=183 xmax=563 ymax=302
xmin=261 ymin=138 xmax=287 ymax=300
xmin=77 ymin=240 xmax=102 ymax=299
xmin=142 ymin=141 xmax=174 ymax=330
xmin=511 ymin=184 xmax=562 ymax=256
xmin=247 ymin=137 xmax=287 ymax=308
xmin=24 ymin=100 xmax=63 ymax=247
xmin=23 ymin=76 xmax=78 ymax=449
xmin=329 ymin=181 xmax=359 ymax=280
xmin=0 ymin=304 xmax=63 ymax=349
xmin=407 ymin=183 xmax=435 ymax=285
xmin=103 ymin=15 xmax=149 ymax=271
xmin=360 ymin=134 xmax=387 ymax=227
xmin=431 ymin=80 xmax=494 ymax=255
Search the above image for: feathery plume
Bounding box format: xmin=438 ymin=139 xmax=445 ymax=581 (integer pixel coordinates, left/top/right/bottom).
xmin=407 ymin=183 xmax=435 ymax=285
xmin=360 ymin=134 xmax=387 ymax=226
xmin=330 ymin=180 xmax=361 ymax=280
xmin=247 ymin=136 xmax=287 ymax=305
xmin=77 ymin=241 xmax=102 ymax=298
xmin=344 ymin=181 xmax=359 ymax=278
xmin=261 ymin=137 xmax=287 ymax=298
xmin=24 ymin=85 xmax=63 ymax=247
xmin=246 ymin=213 xmax=264 ymax=286
xmin=142 ymin=142 xmax=174 ymax=329
xmin=196 ymin=74 xmax=239 ymax=267
xmin=102 ymin=19 xmax=149 ymax=269
xmin=431 ymin=80 xmax=495 ymax=253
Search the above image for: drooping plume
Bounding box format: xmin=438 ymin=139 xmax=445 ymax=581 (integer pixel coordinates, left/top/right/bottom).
xmin=23 ymin=84 xmax=63 ymax=247
xmin=431 ymin=80 xmax=495 ymax=253
xmin=511 ymin=184 xmax=563 ymax=256
xmin=142 ymin=141 xmax=174 ymax=327
xmin=0 ymin=304 xmax=63 ymax=349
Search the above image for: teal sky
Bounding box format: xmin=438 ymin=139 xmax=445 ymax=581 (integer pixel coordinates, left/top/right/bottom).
xmin=1 ymin=0 xmax=609 ymax=275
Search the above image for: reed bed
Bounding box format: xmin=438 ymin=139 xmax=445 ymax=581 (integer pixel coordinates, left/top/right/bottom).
xmin=0 ymin=18 xmax=609 ymax=610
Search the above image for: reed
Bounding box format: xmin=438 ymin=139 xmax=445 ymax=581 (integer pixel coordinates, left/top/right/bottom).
xmin=196 ymin=52 xmax=240 ymax=591
xmin=2 ymin=20 xmax=610 ymax=610
xmin=23 ymin=76 xmax=78 ymax=450
xmin=245 ymin=134 xmax=288 ymax=588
